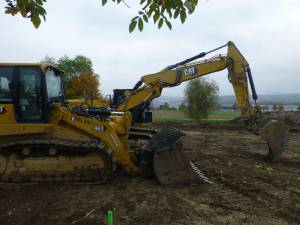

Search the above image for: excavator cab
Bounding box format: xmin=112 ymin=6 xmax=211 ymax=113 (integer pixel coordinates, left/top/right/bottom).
xmin=0 ymin=64 xmax=64 ymax=124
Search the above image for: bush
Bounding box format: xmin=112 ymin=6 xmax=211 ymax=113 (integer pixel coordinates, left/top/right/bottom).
xmin=184 ymin=78 xmax=219 ymax=120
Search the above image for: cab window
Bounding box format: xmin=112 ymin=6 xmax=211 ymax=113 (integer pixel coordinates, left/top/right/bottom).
xmin=18 ymin=67 xmax=43 ymax=121
xmin=45 ymin=68 xmax=64 ymax=103
xmin=0 ymin=67 xmax=14 ymax=103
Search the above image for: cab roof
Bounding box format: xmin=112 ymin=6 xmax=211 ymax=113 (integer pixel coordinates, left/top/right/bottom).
xmin=0 ymin=63 xmax=64 ymax=73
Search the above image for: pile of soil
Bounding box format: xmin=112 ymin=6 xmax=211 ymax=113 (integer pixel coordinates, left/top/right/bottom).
xmin=230 ymin=111 xmax=300 ymax=133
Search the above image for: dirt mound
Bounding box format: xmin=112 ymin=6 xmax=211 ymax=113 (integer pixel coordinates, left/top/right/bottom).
xmin=263 ymin=111 xmax=300 ymax=133
xmin=231 ymin=111 xmax=300 ymax=133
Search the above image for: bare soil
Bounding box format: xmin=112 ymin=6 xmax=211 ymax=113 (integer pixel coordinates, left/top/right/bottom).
xmin=0 ymin=123 xmax=299 ymax=225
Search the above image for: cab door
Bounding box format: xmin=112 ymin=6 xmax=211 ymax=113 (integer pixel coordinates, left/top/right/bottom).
xmin=0 ymin=67 xmax=15 ymax=123
xmin=15 ymin=67 xmax=47 ymax=123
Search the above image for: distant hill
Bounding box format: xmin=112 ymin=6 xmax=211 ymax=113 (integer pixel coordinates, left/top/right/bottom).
xmin=219 ymin=94 xmax=300 ymax=105
xmin=153 ymin=94 xmax=300 ymax=108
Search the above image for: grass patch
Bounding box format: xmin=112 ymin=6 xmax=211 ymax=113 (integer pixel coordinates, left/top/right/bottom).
xmin=152 ymin=110 xmax=240 ymax=124
xmin=255 ymin=162 xmax=273 ymax=175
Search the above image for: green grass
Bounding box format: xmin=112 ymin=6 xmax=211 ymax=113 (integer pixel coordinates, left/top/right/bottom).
xmin=152 ymin=110 xmax=241 ymax=124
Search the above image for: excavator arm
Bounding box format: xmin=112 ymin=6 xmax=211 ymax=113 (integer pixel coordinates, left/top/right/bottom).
xmin=115 ymin=42 xmax=254 ymax=120
xmin=113 ymin=41 xmax=289 ymax=163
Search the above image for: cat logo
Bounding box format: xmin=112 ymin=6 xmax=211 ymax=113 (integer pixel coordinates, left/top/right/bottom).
xmin=183 ymin=67 xmax=197 ymax=76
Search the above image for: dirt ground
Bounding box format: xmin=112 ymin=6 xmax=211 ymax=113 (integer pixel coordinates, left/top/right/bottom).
xmin=0 ymin=123 xmax=299 ymax=225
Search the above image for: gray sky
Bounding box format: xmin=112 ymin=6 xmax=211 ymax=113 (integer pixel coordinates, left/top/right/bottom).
xmin=0 ymin=0 xmax=299 ymax=98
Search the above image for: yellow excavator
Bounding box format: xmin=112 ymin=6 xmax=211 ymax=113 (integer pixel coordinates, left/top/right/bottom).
xmin=72 ymin=41 xmax=289 ymax=163
xmin=112 ymin=41 xmax=256 ymax=124
xmin=0 ymin=63 xmax=210 ymax=184
xmin=0 ymin=41 xmax=289 ymax=185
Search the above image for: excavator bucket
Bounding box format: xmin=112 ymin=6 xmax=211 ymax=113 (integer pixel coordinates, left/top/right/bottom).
xmin=151 ymin=128 xmax=211 ymax=185
xmin=259 ymin=120 xmax=289 ymax=162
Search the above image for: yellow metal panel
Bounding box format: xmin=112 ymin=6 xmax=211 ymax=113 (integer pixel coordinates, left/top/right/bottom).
xmin=0 ymin=63 xmax=63 ymax=73
xmin=141 ymin=58 xmax=228 ymax=85
xmin=227 ymin=42 xmax=252 ymax=118
xmin=116 ymin=85 xmax=161 ymax=111
xmin=68 ymin=99 xmax=109 ymax=108
xmin=0 ymin=124 xmax=54 ymax=136
xmin=51 ymin=106 xmax=139 ymax=173
xmin=0 ymin=104 xmax=16 ymax=123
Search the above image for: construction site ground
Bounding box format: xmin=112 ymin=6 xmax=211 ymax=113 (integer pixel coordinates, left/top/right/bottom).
xmin=0 ymin=122 xmax=299 ymax=225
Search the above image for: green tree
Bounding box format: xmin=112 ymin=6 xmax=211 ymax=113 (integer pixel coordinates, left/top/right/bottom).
xmin=56 ymin=55 xmax=94 ymax=85
xmin=4 ymin=0 xmax=199 ymax=31
xmin=178 ymin=102 xmax=186 ymax=112
xmin=159 ymin=102 xmax=170 ymax=110
xmin=42 ymin=55 xmax=94 ymax=84
xmin=41 ymin=55 xmax=56 ymax=66
xmin=41 ymin=55 xmax=101 ymax=99
xmin=184 ymin=78 xmax=219 ymax=120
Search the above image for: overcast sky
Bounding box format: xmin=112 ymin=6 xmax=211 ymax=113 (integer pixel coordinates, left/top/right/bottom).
xmin=0 ymin=0 xmax=299 ymax=98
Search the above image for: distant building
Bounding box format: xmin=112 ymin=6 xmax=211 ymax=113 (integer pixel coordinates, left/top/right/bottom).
xmin=219 ymin=104 xmax=299 ymax=112
xmin=261 ymin=104 xmax=299 ymax=112
xmin=219 ymin=104 xmax=236 ymax=111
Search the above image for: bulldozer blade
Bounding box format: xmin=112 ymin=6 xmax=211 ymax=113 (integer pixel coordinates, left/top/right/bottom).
xmin=259 ymin=120 xmax=289 ymax=163
xmin=151 ymin=128 xmax=211 ymax=185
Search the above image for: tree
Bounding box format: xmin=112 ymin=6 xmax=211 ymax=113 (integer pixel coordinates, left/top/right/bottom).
xmin=68 ymin=70 xmax=101 ymax=99
xmin=56 ymin=55 xmax=94 ymax=85
xmin=278 ymin=104 xmax=284 ymax=112
xmin=272 ymin=102 xmax=284 ymax=112
xmin=184 ymin=78 xmax=219 ymax=120
xmin=4 ymin=0 xmax=199 ymax=31
xmin=41 ymin=55 xmax=56 ymax=66
xmin=159 ymin=102 xmax=170 ymax=110
xmin=272 ymin=103 xmax=278 ymax=111
xmin=41 ymin=55 xmax=101 ymax=99
xmin=178 ymin=102 xmax=186 ymax=112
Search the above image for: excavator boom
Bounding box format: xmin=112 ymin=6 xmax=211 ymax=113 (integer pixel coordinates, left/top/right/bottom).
xmin=110 ymin=41 xmax=289 ymax=163
xmin=114 ymin=42 xmax=254 ymax=119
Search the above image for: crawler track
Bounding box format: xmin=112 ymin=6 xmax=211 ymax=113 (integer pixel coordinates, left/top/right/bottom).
xmin=0 ymin=136 xmax=112 ymax=182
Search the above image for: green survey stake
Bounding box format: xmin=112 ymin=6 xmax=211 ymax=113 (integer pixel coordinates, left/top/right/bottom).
xmin=107 ymin=210 xmax=113 ymax=225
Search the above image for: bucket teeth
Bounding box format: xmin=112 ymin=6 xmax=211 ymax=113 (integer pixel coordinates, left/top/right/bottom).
xmin=151 ymin=127 xmax=212 ymax=185
xmin=190 ymin=161 xmax=212 ymax=184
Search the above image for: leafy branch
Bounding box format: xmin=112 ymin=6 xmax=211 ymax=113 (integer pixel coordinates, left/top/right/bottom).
xmin=128 ymin=0 xmax=199 ymax=32
xmin=3 ymin=0 xmax=199 ymax=31
xmin=5 ymin=0 xmax=47 ymax=28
